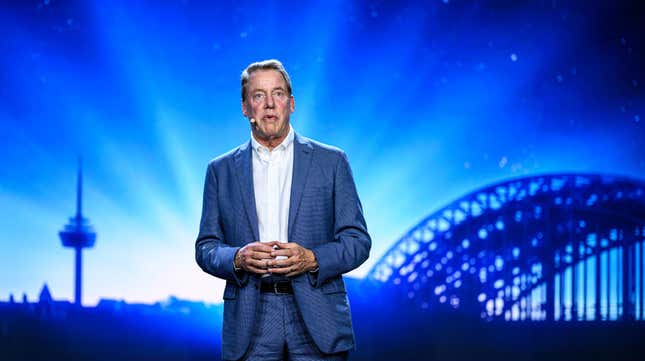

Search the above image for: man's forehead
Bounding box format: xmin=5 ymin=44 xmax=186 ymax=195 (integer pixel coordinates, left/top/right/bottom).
xmin=248 ymin=69 xmax=287 ymax=89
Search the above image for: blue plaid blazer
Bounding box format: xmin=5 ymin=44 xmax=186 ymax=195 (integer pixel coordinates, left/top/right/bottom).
xmin=195 ymin=133 xmax=371 ymax=360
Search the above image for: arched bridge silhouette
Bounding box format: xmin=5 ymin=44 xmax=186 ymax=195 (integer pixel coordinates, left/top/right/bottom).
xmin=368 ymin=173 xmax=645 ymax=322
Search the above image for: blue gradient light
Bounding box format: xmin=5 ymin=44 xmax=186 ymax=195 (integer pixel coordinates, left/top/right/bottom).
xmin=1 ymin=0 xmax=644 ymax=306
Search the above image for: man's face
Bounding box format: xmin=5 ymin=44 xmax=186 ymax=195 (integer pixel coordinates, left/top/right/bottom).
xmin=242 ymin=69 xmax=295 ymax=144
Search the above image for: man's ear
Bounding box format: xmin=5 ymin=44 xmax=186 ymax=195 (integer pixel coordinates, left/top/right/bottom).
xmin=289 ymin=95 xmax=295 ymax=113
xmin=241 ymin=100 xmax=248 ymax=117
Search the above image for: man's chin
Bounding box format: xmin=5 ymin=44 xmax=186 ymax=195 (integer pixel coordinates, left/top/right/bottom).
xmin=258 ymin=127 xmax=286 ymax=139
xmin=254 ymin=131 xmax=280 ymax=142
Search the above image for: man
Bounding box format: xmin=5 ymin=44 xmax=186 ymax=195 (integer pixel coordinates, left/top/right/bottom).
xmin=195 ymin=59 xmax=371 ymax=361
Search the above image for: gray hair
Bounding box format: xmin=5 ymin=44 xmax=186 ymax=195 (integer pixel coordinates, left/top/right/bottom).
xmin=241 ymin=59 xmax=292 ymax=101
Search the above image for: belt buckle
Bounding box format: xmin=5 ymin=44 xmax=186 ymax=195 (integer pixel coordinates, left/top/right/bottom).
xmin=273 ymin=282 xmax=288 ymax=294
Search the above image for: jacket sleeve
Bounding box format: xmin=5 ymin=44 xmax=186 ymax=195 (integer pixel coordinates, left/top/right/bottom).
xmin=195 ymin=162 xmax=248 ymax=286
xmin=309 ymin=151 xmax=371 ymax=287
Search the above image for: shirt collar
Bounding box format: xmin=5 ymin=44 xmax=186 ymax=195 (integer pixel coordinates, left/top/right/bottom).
xmin=251 ymin=125 xmax=295 ymax=153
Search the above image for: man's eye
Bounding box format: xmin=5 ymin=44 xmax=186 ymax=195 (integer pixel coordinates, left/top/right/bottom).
xmin=253 ymin=93 xmax=265 ymax=100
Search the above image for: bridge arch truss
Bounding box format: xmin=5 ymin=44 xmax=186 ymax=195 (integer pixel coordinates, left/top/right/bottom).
xmin=368 ymin=174 xmax=645 ymax=321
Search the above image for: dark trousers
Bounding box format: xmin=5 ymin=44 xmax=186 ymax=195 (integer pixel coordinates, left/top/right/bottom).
xmin=236 ymin=293 xmax=349 ymax=361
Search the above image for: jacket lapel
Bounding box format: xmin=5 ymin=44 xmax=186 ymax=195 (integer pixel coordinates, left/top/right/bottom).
xmin=234 ymin=141 xmax=260 ymax=242
xmin=288 ymin=134 xmax=313 ymax=240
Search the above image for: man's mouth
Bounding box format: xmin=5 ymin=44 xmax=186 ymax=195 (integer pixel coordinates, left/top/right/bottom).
xmin=263 ymin=115 xmax=278 ymax=121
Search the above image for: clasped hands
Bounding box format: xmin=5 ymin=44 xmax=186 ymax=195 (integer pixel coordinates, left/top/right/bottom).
xmin=234 ymin=241 xmax=318 ymax=277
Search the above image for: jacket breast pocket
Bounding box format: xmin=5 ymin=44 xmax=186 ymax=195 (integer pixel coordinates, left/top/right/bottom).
xmin=223 ymin=282 xmax=239 ymax=300
xmin=320 ymin=277 xmax=347 ymax=295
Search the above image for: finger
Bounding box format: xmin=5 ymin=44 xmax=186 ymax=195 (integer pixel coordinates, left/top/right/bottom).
xmin=270 ymin=249 xmax=293 ymax=257
xmin=259 ymin=241 xmax=281 ymax=249
xmin=246 ymin=265 xmax=268 ymax=274
xmin=267 ymin=257 xmax=297 ymax=268
xmin=251 ymin=250 xmax=274 ymax=260
xmin=247 ymin=258 xmax=270 ymax=269
xmin=286 ymin=270 xmax=303 ymax=277
xmin=239 ymin=250 xmax=266 ymax=263
xmin=273 ymin=242 xmax=298 ymax=249
xmin=267 ymin=263 xmax=296 ymax=274
xmin=249 ymin=243 xmax=277 ymax=253
xmin=273 ymin=254 xmax=302 ymax=267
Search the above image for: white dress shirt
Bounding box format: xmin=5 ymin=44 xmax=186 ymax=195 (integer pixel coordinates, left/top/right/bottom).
xmin=251 ymin=125 xmax=294 ymax=253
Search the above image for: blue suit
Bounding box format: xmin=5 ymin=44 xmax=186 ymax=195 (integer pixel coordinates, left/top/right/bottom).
xmin=196 ymin=133 xmax=371 ymax=361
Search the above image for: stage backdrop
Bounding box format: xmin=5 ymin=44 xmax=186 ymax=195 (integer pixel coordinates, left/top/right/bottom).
xmin=1 ymin=1 xmax=644 ymax=360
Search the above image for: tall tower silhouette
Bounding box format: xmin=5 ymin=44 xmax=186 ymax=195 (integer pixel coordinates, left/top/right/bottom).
xmin=59 ymin=159 xmax=96 ymax=306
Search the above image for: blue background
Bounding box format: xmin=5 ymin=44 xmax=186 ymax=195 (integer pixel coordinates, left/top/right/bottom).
xmin=1 ymin=0 xmax=643 ymax=307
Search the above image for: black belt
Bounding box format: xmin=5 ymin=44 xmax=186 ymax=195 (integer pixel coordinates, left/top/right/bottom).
xmin=260 ymin=281 xmax=293 ymax=294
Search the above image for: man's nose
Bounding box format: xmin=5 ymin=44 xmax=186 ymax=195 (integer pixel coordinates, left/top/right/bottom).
xmin=264 ymin=94 xmax=275 ymax=108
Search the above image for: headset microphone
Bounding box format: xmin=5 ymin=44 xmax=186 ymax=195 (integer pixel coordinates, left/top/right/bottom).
xmin=250 ymin=117 xmax=257 ymax=126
